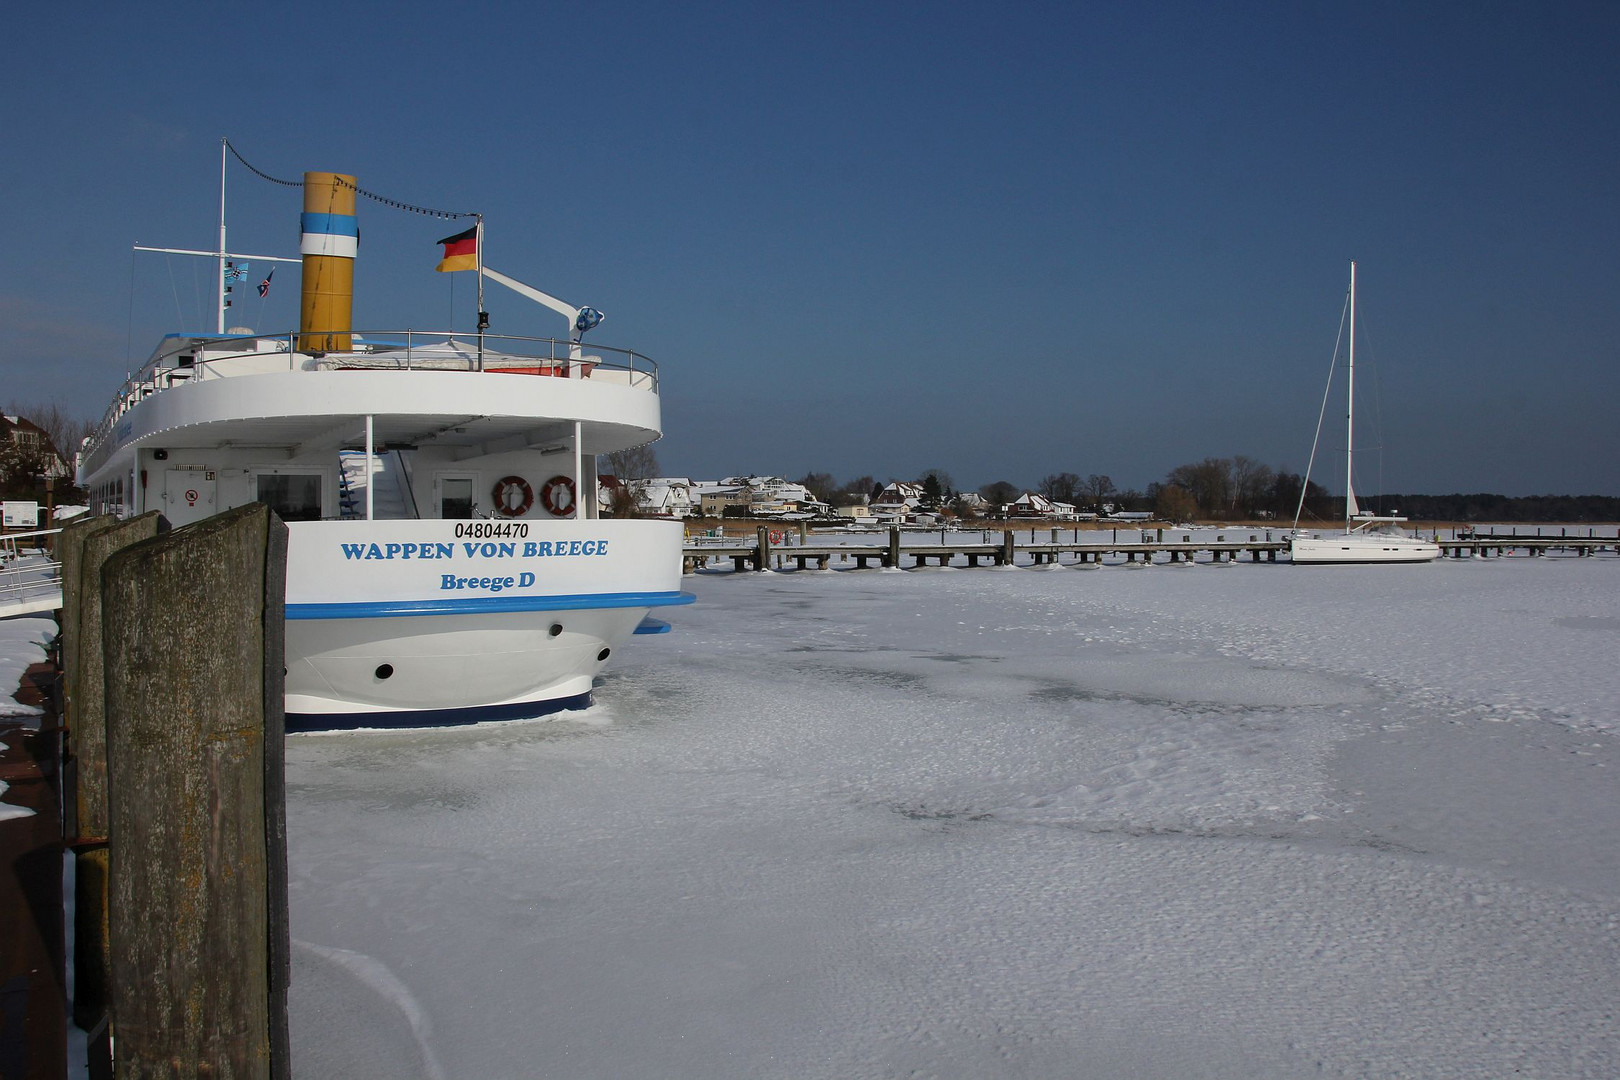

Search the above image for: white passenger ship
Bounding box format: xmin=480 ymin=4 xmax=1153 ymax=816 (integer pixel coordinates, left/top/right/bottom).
xmin=77 ymin=161 xmax=690 ymax=729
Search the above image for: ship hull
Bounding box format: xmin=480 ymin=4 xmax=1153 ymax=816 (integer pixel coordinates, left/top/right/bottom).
xmin=282 ymin=518 xmax=689 ymax=728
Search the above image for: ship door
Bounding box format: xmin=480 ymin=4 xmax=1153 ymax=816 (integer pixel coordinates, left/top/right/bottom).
xmin=435 ymin=474 xmax=477 ymax=519
xmin=163 ymin=467 xmax=217 ymax=526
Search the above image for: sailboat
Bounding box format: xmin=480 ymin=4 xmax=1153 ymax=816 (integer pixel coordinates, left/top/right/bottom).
xmin=1289 ymin=262 xmax=1440 ymax=565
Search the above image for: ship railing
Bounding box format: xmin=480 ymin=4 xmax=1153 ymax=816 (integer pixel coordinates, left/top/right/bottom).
xmin=0 ymin=528 xmax=64 ymax=617
xmin=85 ymin=331 xmax=658 ymax=458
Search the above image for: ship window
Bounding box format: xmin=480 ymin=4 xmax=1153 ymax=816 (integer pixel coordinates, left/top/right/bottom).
xmin=257 ymin=473 xmax=323 ymax=522
xmin=440 ymin=477 xmax=475 ymax=519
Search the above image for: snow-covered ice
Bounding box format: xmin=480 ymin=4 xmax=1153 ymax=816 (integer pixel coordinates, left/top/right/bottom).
xmin=0 ymin=613 xmax=54 ymax=822
xmin=285 ymin=556 xmax=1618 ymax=1078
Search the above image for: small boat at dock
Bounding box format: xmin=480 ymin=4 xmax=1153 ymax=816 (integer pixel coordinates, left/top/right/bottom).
xmin=1290 ymin=262 xmax=1440 ymax=565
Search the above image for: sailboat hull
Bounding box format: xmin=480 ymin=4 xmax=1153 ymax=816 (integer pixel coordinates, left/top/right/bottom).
xmin=1289 ymin=533 xmax=1440 ymax=564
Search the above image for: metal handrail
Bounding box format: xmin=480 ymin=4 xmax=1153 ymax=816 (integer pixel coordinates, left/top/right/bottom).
xmin=0 ymin=528 xmax=64 ymax=615
xmin=0 ymin=527 xmax=62 ymax=550
xmin=85 ymin=330 xmax=660 ymax=461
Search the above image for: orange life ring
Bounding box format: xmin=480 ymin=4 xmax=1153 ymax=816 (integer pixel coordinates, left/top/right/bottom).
xmin=541 ymin=475 xmax=577 ymax=517
xmin=769 ymin=530 xmax=782 ymax=545
xmin=492 ymin=476 xmax=534 ymax=517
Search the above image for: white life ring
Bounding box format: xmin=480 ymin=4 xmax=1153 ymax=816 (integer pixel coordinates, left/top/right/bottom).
xmin=541 ymin=475 xmax=577 ymax=517
xmin=492 ymin=476 xmax=534 ymax=516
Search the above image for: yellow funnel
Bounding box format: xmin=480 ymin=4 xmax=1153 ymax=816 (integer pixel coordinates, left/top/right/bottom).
xmin=298 ymin=172 xmax=357 ymax=352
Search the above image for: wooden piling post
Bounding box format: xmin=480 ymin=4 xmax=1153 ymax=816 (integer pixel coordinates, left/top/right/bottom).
xmin=100 ymin=503 xmax=290 ymax=1080
xmin=888 ymin=526 xmax=901 ymax=569
xmin=755 ymin=525 xmax=770 ymax=571
xmin=56 ymin=515 xmax=120 ymax=741
xmin=67 ymin=512 xmax=165 ymax=1033
xmin=1001 ymin=530 xmax=1015 ymax=566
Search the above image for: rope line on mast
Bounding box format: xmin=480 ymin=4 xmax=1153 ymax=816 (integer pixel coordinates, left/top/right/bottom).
xmin=225 ymin=140 xmax=478 ymax=220
xmin=1294 ymin=287 xmax=1351 ymax=530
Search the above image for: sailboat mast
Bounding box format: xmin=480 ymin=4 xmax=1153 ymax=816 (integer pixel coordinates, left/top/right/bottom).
xmin=1345 ymin=260 xmax=1356 ymax=529
xmin=217 ymin=138 xmax=228 ymax=335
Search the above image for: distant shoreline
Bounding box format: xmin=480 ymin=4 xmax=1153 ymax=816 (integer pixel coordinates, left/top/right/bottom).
xmin=677 ymin=517 xmax=1620 ymax=535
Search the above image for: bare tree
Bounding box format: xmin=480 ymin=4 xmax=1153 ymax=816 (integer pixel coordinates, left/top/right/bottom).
xmin=602 ymin=480 xmax=640 ymax=518
xmin=1038 ymin=472 xmax=1080 ymax=504
xmin=796 ymin=472 xmax=836 ymax=503
xmin=3 ymin=399 xmax=93 ymax=464
xmin=1228 ymin=455 xmax=1275 ymax=517
xmin=1082 ymin=473 xmax=1116 ymax=511
xmin=0 ymin=437 xmax=48 ymax=499
xmin=1154 ymin=484 xmax=1199 ymax=522
xmin=1164 ymin=458 xmax=1232 ymax=517
xmin=598 ymin=443 xmax=661 ymax=484
xmin=834 ymin=475 xmax=875 ymax=507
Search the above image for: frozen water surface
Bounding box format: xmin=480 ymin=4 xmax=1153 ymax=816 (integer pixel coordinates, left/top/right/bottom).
xmin=286 ymin=557 xmax=1619 ymax=1078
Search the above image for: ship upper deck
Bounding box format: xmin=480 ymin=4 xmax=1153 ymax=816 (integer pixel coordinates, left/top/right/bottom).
xmin=78 ymin=331 xmax=662 ymax=483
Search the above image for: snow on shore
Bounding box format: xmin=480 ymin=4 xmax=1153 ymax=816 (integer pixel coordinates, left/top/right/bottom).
xmin=286 ymin=556 xmax=1617 ymax=1078
xmin=0 ymin=614 xmax=53 ymax=821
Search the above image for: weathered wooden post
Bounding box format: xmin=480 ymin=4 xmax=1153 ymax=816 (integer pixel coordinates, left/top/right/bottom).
xmin=797 ymin=521 xmax=808 ymax=544
xmin=67 ymin=511 xmax=166 ymax=1036
xmin=754 ymin=525 xmax=770 ymax=571
xmin=888 ymin=526 xmax=901 ymax=569
xmin=1001 ymin=529 xmax=1015 ymax=566
xmin=100 ymin=503 xmax=289 ymax=1080
xmin=57 ymin=515 xmax=120 ymax=743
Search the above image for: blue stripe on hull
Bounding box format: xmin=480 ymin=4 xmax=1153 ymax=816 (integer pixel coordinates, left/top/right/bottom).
xmin=286 ymin=590 xmax=696 ymax=620
xmin=286 ymin=690 xmax=594 ymax=732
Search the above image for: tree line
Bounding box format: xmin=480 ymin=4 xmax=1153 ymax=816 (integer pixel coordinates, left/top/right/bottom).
xmin=796 ymin=458 xmax=1620 ymax=523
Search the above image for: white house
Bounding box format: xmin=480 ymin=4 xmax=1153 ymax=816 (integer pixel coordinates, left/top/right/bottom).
xmin=870 ymin=482 xmax=924 ymax=518
xmin=632 ymin=477 xmax=698 ymax=518
xmin=1008 ymin=492 xmax=1057 ymax=517
xmin=2 ymin=415 xmax=71 ymax=480
xmin=706 ymin=475 xmax=830 ymax=518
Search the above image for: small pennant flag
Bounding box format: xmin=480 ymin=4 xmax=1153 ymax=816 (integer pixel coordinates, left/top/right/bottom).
xmin=258 ymin=268 xmax=274 ymax=298
xmin=436 ymin=226 xmax=478 ymax=272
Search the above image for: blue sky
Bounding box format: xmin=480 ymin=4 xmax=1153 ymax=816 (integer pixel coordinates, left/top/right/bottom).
xmin=3 ymin=1 xmax=1616 ymax=496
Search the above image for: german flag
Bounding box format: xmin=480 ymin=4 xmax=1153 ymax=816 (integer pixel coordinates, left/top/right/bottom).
xmin=436 ymin=226 xmax=478 ymax=272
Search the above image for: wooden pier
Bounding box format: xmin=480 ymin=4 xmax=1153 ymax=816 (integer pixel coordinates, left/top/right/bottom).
xmin=684 ymin=525 xmax=1619 ymax=573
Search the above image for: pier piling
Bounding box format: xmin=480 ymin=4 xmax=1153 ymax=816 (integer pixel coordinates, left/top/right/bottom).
xmin=64 ymin=512 xmax=165 ymax=1034
xmin=99 ymin=504 xmax=290 ymax=1080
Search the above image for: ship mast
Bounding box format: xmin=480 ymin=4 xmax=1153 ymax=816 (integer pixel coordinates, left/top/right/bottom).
xmin=217 ymin=139 xmax=229 ymax=333
xmin=133 ymin=138 xmax=299 ymax=334
xmin=1346 ymin=260 xmax=1356 ymax=530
